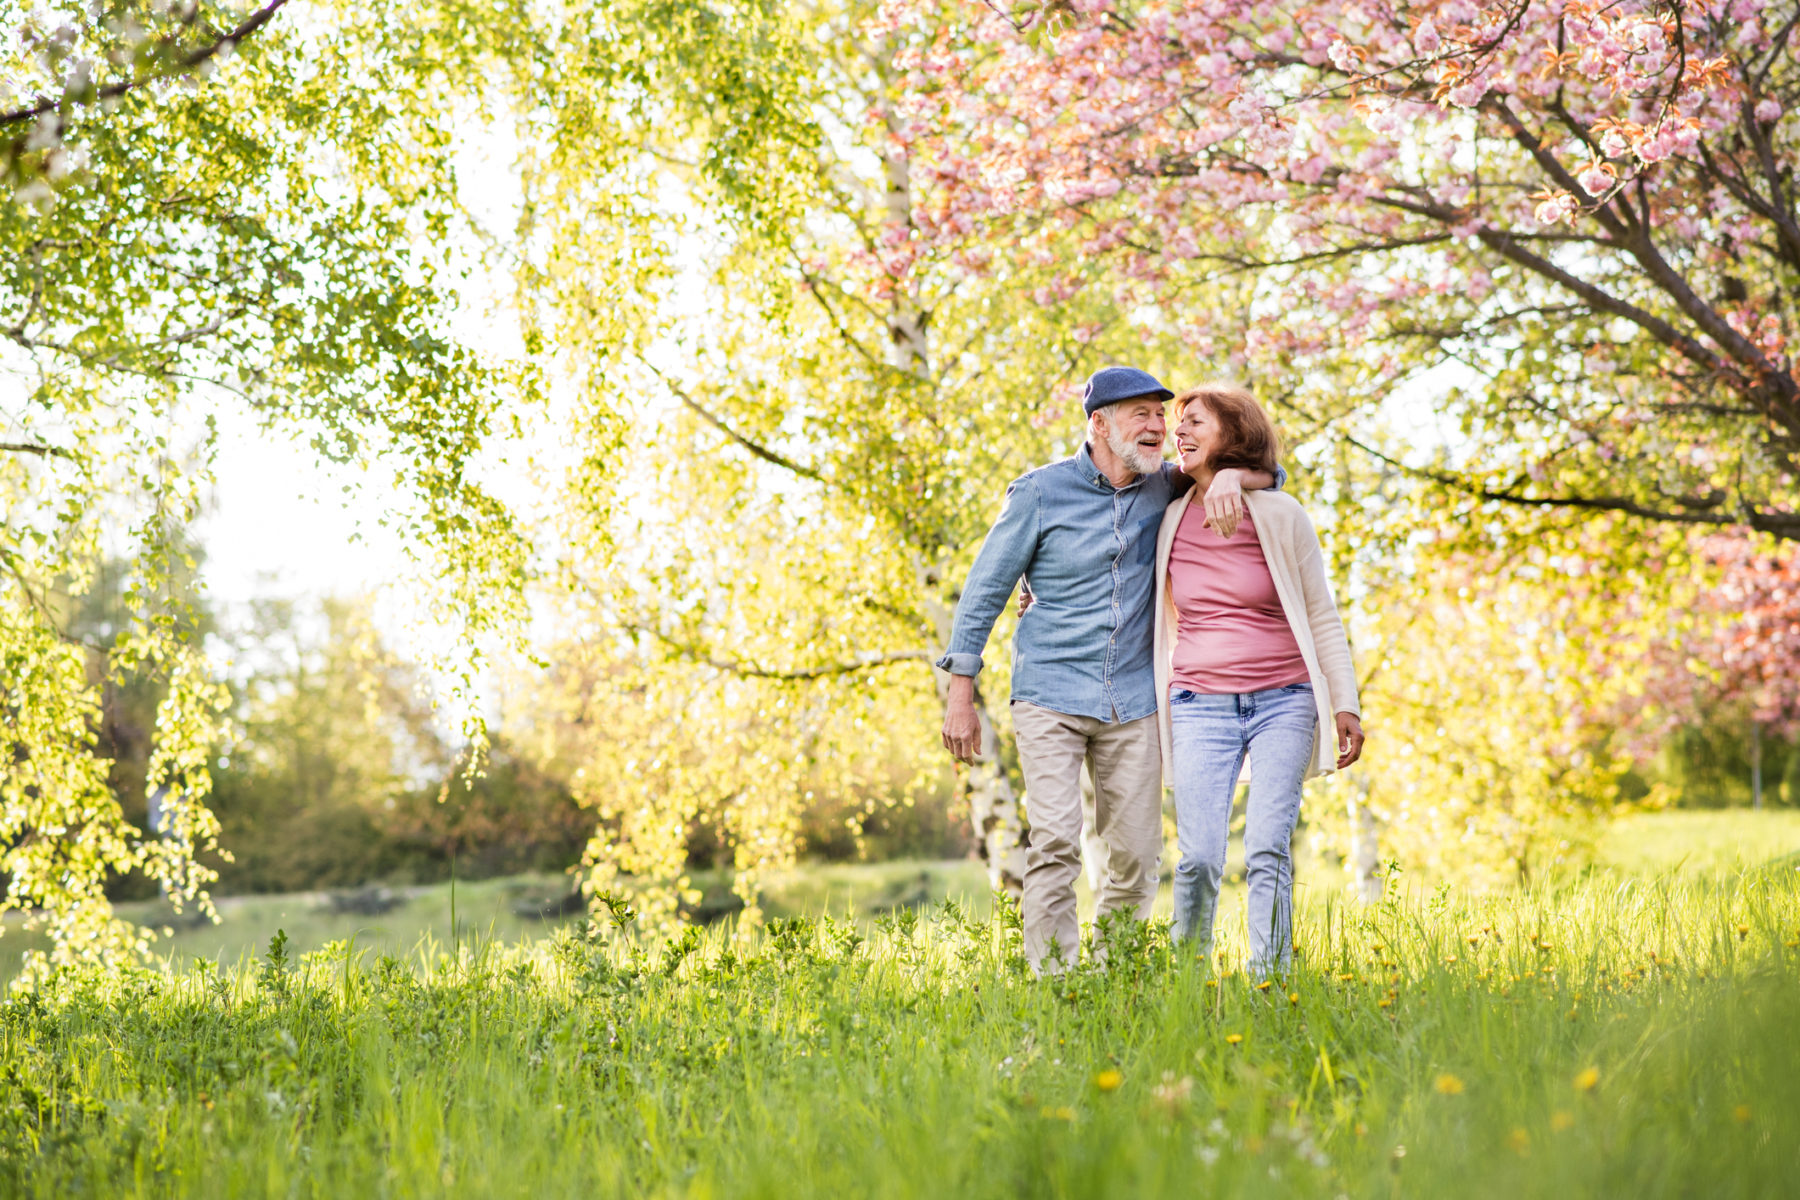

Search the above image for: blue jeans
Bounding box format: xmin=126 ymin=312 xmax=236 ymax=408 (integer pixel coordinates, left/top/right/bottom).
xmin=1168 ymin=683 xmax=1317 ymax=975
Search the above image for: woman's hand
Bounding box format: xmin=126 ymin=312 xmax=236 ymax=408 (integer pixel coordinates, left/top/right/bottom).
xmin=1202 ymin=468 xmax=1247 ymax=539
xmin=1335 ymin=712 xmax=1365 ymax=769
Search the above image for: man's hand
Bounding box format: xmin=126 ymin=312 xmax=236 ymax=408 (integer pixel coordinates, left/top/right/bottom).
xmin=1335 ymin=712 xmax=1365 ymax=769
xmin=1202 ymin=468 xmax=1248 ymax=539
xmin=942 ymin=674 xmax=985 ymax=763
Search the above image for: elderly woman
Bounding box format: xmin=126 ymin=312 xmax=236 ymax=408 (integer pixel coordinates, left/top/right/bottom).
xmin=1153 ymin=382 xmax=1364 ymax=975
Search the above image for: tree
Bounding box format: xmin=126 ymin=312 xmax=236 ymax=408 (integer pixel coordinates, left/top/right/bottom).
xmin=509 ymin=0 xmax=1229 ymax=903
xmin=207 ymin=595 xmax=590 ymax=892
xmin=1346 ymin=518 xmax=1691 ymax=884
xmin=0 ymin=1 xmax=535 ymax=972
xmin=1633 ymin=531 xmax=1800 ymax=806
xmin=889 ymin=0 xmax=1800 ymax=544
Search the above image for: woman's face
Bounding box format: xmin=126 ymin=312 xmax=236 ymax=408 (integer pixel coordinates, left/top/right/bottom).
xmin=1173 ymin=401 xmax=1220 ymax=473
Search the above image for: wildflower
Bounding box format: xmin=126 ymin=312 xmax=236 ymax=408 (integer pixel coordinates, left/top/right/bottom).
xmin=1733 ymin=1104 xmax=1752 ymax=1123
xmin=1153 ymin=1072 xmax=1194 ymax=1110
xmin=1735 ymin=924 xmax=1749 ymax=941
xmin=1434 ymin=1073 xmax=1465 ymax=1095
xmin=1574 ymin=1066 xmax=1600 ymax=1092
xmin=1225 ymin=1033 xmax=1244 ymax=1045
xmin=1551 ymin=1110 xmax=1576 ymax=1131
xmin=1255 ymin=980 xmax=1272 ymax=991
xmin=1506 ymin=1127 xmax=1531 ymax=1155
xmin=1094 ymin=1069 xmax=1123 ymax=1092
xmin=1288 ymin=992 xmax=1299 ymax=1005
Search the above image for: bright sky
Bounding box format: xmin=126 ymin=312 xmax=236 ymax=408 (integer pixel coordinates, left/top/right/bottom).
xmin=194 ymin=114 xmax=536 ymax=617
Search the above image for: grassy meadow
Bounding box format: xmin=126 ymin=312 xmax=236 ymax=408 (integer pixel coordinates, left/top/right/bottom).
xmin=0 ymin=811 xmax=1796 ymax=1197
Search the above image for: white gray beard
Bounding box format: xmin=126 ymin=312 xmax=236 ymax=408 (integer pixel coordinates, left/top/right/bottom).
xmin=1104 ymin=424 xmax=1162 ymax=476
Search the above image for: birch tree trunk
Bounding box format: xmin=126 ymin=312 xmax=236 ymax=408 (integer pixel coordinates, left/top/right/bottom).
xmin=875 ymin=73 xmax=1026 ymax=895
xmin=1346 ymin=773 xmax=1382 ymax=904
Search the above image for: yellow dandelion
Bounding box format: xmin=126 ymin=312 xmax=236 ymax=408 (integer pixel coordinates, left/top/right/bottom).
xmin=1735 ymin=924 xmax=1749 ymax=940
xmin=1288 ymin=992 xmax=1300 ymax=1005
xmin=1506 ymin=1127 xmax=1531 ymax=1155
xmin=1094 ymin=1069 xmax=1123 ymax=1092
xmin=1434 ymin=1073 xmax=1465 ymax=1095
xmin=1551 ymin=1110 xmax=1576 ymax=1132
xmin=1732 ymin=1104 xmax=1752 ymax=1124
xmin=1574 ymin=1066 xmax=1601 ymax=1092
xmin=1255 ymin=980 xmax=1272 ymax=991
xmin=1225 ymin=1033 xmax=1244 ymax=1045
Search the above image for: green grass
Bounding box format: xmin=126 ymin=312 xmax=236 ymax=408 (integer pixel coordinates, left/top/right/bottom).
xmin=2 ymin=858 xmax=1798 ymax=1197
xmin=0 ymin=810 xmax=1795 ymax=1196
xmin=8 ymin=807 xmax=1787 ymax=982
xmin=1592 ymin=808 xmax=1800 ymax=876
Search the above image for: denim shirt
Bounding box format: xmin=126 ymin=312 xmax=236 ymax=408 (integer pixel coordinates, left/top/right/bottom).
xmin=936 ymin=445 xmax=1285 ymax=723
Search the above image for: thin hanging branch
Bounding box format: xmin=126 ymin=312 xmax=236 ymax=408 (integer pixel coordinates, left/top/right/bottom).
xmin=0 ymin=0 xmax=290 ymax=128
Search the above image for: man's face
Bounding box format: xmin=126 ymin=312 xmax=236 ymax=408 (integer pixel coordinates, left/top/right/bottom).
xmin=1094 ymin=397 xmax=1167 ymax=475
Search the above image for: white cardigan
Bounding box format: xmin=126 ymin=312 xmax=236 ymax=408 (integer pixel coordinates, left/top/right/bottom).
xmin=1153 ymin=489 xmax=1361 ymax=782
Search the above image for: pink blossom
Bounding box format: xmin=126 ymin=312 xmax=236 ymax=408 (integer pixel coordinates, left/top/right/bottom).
xmin=1600 ymin=129 xmax=1629 ymax=158
xmin=1634 ymin=125 xmax=1677 ymax=162
xmin=1577 ymin=162 xmax=1615 ymax=197
xmin=1448 ymin=79 xmax=1486 ymax=107
xmin=1533 ymin=192 xmax=1578 ymax=224
xmin=1755 ymin=96 xmax=1782 ymax=123
xmin=1413 ymin=18 xmax=1441 ymax=56
xmin=1327 ymin=39 xmax=1361 ymax=72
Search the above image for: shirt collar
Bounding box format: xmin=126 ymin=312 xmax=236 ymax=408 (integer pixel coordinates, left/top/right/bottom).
xmin=1076 ymin=441 xmax=1147 ymax=492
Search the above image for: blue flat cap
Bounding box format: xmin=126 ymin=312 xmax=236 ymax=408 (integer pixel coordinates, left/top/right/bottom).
xmin=1081 ymin=365 xmax=1173 ymax=415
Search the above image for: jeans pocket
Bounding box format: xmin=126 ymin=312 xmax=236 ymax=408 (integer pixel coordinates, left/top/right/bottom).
xmin=1170 ymin=688 xmax=1197 ymax=703
xmin=1280 ymin=682 xmax=1313 ymax=693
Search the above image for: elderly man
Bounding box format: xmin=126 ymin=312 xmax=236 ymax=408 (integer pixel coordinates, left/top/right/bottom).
xmin=937 ymin=366 xmax=1282 ymax=972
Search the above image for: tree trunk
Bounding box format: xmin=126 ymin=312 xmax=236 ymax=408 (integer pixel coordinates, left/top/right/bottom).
xmin=924 ymin=586 xmax=1027 ymax=896
xmin=1752 ymin=721 xmax=1764 ymax=811
xmin=872 ymin=59 xmax=1026 ymax=896
xmin=1346 ymin=774 xmax=1382 ymax=903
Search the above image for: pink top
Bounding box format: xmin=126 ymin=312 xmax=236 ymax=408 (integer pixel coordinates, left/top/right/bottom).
xmin=1168 ymin=505 xmax=1310 ymax=694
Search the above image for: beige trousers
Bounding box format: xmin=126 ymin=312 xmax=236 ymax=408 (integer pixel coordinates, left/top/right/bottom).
xmin=1012 ymin=702 xmax=1163 ymax=973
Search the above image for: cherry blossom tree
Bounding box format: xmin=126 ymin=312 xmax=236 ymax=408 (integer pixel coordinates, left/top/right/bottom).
xmin=1635 ymin=531 xmax=1800 ymax=805
xmin=881 ymin=0 xmax=1800 ymax=543
xmin=1700 ymin=535 xmax=1800 ymax=736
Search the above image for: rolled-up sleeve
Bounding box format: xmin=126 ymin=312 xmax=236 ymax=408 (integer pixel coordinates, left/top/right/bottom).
xmin=934 ymin=475 xmax=1041 ymax=677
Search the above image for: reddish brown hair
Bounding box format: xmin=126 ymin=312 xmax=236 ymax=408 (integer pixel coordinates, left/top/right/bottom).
xmin=1173 ymin=382 xmax=1282 ymax=475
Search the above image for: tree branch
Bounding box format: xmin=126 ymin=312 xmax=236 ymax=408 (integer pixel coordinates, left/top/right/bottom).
xmin=643 ymin=362 xmax=827 ymax=483
xmin=0 ymin=1 xmax=290 ymax=127
xmin=0 ymin=440 xmax=71 ymax=458
xmin=627 ymin=622 xmax=930 ymax=680
xmin=1343 ymin=434 xmax=1800 ymax=539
